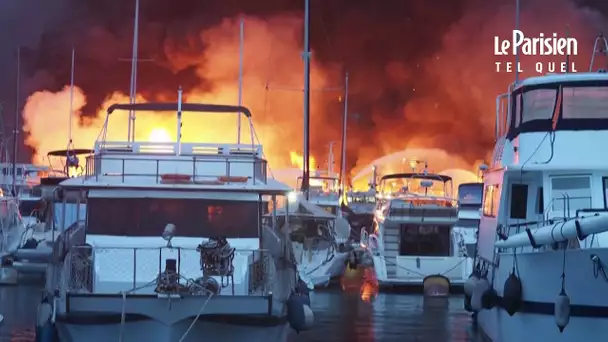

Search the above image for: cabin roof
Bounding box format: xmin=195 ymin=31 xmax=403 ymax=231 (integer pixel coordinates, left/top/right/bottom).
xmin=380 ymin=172 xmax=452 ymax=182
xmin=47 ymin=148 xmax=94 ymax=156
xmin=59 ymin=175 xmax=292 ymax=195
xmin=516 ymin=72 xmax=608 ymax=88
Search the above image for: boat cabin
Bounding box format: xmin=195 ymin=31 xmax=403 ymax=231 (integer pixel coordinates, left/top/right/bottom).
xmin=373 ymin=172 xmax=458 ymax=258
xmin=479 ymin=72 xmax=608 ymax=260
xmin=296 ymin=174 xmax=340 ymax=215
xmin=0 ymin=163 xmax=48 ymax=198
xmin=55 ymin=100 xmax=292 ymax=296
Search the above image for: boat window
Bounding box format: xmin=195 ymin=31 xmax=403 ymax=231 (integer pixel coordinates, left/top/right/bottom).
xmin=562 ymin=86 xmax=608 ymax=119
xmin=603 ymin=177 xmax=608 ymax=208
xmin=550 ymin=176 xmax=591 ymax=211
xmin=482 ymin=184 xmax=500 ymax=217
xmin=55 ymin=203 xmax=87 ymax=229
xmin=86 ymin=198 xmax=259 ymax=238
xmin=19 ymin=199 xmax=42 ymax=218
xmin=509 ymin=184 xmax=528 ymax=219
xmin=458 ymin=183 xmax=483 ymax=207
xmin=399 ymin=224 xmax=451 ymax=257
xmin=456 ymin=218 xmax=479 ymax=229
xmin=521 ymin=89 xmax=557 ymax=123
xmin=317 ymin=205 xmax=337 ymax=215
xmin=537 ymin=187 xmax=544 ymax=214
xmin=514 ymin=93 xmax=522 ymax=127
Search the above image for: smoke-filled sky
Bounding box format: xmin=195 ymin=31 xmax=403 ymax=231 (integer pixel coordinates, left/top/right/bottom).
xmin=0 ymin=0 xmax=607 ymax=179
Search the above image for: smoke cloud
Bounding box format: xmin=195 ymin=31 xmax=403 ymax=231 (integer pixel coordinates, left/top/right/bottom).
xmin=1 ymin=0 xmax=606 ymax=183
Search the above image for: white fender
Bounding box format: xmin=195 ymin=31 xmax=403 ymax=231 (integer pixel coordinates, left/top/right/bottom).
xmin=464 ymin=274 xmax=479 ymax=296
xmin=36 ymin=302 xmax=52 ymax=328
xmin=471 ymin=278 xmax=490 ymax=311
xmin=554 ymin=292 xmax=571 ymax=332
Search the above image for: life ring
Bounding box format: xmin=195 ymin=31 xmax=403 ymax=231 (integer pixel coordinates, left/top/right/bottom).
xmin=160 ymin=174 xmax=192 ymax=183
xmin=218 ymin=176 xmax=249 ymax=183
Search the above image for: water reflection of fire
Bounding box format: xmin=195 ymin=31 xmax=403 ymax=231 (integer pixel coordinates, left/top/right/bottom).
xmin=340 ymin=264 xmax=379 ymax=303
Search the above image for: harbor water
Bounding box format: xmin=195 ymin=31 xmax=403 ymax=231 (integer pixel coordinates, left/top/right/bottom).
xmin=0 ymin=285 xmax=482 ymax=342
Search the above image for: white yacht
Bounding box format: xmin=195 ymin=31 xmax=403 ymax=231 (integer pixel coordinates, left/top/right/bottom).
xmin=471 ymin=69 xmax=608 ymax=341
xmin=1 ymin=150 xmax=91 ymax=279
xmin=274 ymin=197 xmax=350 ymax=289
xmin=0 ymin=195 xmax=25 ymax=259
xmin=364 ymin=161 xmax=469 ymax=290
xmin=453 ymin=182 xmax=483 ymax=268
xmin=344 ymin=166 xmax=377 ymax=243
xmin=38 ymin=92 xmax=312 ymax=342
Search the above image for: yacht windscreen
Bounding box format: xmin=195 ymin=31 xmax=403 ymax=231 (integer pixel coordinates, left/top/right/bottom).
xmin=458 ymin=183 xmax=483 ymax=206
xmin=513 ymin=83 xmax=608 ymax=134
xmin=19 ymin=199 xmax=41 ymax=217
xmin=382 ymin=177 xmax=448 ymax=197
xmin=562 ymin=86 xmax=608 ymax=119
xmin=87 ymin=198 xmax=259 ymax=238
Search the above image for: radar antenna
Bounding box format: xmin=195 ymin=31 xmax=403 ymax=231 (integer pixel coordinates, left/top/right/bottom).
xmin=589 ymin=32 xmax=608 ymax=72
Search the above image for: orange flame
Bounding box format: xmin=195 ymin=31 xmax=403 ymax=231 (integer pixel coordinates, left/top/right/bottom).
xmin=289 ymin=151 xmax=316 ymax=171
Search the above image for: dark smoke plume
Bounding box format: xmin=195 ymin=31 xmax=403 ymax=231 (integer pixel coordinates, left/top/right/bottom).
xmin=1 ymin=0 xmax=606 ymax=177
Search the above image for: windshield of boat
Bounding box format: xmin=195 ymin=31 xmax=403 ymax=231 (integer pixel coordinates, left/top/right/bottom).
xmin=347 ymin=193 xmax=375 ymax=204
xmin=458 ymin=183 xmax=483 ymax=207
xmin=86 ymin=198 xmax=261 ymax=238
xmin=297 ymin=176 xmax=339 ymax=193
xmin=379 ymin=175 xmax=451 ymax=198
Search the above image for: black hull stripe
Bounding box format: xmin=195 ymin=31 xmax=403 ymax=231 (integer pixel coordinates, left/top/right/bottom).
xmin=474 ymin=295 xmax=608 ymax=318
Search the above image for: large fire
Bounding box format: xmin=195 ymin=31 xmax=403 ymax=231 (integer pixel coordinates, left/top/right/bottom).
xmin=289 ymin=151 xmax=316 ymax=171
xmin=22 ymin=16 xmax=330 ymax=174
xmin=23 ymin=3 xmax=598 ymax=186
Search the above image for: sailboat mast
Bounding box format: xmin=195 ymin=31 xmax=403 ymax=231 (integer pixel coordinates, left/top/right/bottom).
xmin=339 ymin=72 xmax=349 ymax=196
xmin=12 ymin=47 xmax=21 ymax=196
xmin=127 ymin=0 xmax=140 ymax=142
xmin=68 ymin=48 xmax=75 ymax=146
xmin=237 ymin=18 xmax=244 ymax=144
xmin=302 ymin=0 xmax=311 ymax=200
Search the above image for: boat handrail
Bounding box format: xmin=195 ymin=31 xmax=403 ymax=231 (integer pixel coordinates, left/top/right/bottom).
xmin=95 ymin=141 xmax=263 ymax=157
xmin=83 ymin=153 xmax=268 ymax=185
xmin=62 ymin=245 xmax=274 ymax=297
xmin=384 ymin=193 xmax=458 ymax=207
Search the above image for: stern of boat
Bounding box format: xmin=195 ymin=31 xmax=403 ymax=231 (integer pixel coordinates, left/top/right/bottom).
xmin=50 ymin=241 xmax=296 ymax=342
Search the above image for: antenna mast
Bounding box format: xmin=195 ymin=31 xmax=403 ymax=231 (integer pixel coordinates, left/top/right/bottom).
xmin=127 ymin=0 xmax=140 ymax=143
xmin=514 ymin=0 xmax=521 ymax=85
xmin=301 ymin=0 xmax=311 ymax=200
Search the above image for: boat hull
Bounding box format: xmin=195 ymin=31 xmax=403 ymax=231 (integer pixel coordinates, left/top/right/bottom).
xmin=54 ymin=292 xmax=290 ymax=342
xmin=297 ymin=251 xmax=348 ymax=289
xmin=372 ymin=255 xmax=473 ymax=288
xmin=477 ymin=248 xmax=608 ymax=342
xmin=56 ymin=318 xmax=290 ymax=342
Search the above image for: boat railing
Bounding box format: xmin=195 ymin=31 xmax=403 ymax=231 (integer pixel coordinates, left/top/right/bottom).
xmin=95 ymin=141 xmax=263 ymax=157
xmin=62 ymin=245 xmax=274 ymax=297
xmin=84 ymin=152 xmax=268 ymax=185
xmin=387 ymin=195 xmax=458 ymax=220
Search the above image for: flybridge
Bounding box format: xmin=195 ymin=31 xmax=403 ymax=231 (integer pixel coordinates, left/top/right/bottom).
xmin=80 ymin=87 xmax=272 ymax=186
